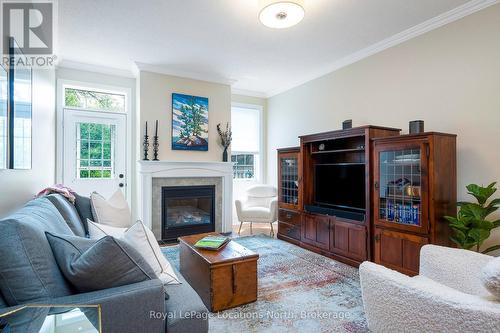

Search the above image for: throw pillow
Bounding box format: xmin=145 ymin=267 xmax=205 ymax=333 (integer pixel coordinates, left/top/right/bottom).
xmin=46 ymin=232 xmax=158 ymax=292
xmin=87 ymin=220 xmax=180 ymax=285
xmin=90 ymin=190 xmax=131 ymax=227
xmin=481 ymin=256 xmax=500 ymax=299
xmin=74 ymin=193 xmax=94 ymax=234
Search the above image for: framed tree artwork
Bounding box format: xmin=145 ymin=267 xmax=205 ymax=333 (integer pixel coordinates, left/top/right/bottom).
xmin=172 ymin=93 xmax=209 ymax=151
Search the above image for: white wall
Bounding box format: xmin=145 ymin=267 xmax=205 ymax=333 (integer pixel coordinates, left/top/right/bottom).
xmin=231 ymin=94 xmax=267 ymax=223
xmin=55 ymin=67 xmax=138 ymax=218
xmin=138 ymin=71 xmax=231 ymax=162
xmin=0 ymin=69 xmax=56 ymax=216
xmin=266 ymin=5 xmax=500 ymax=250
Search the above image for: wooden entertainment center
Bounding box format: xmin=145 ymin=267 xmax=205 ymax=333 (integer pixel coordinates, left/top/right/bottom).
xmin=277 ymin=125 xmax=456 ymax=275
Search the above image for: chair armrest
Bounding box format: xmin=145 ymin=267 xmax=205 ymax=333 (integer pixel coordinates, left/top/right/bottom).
xmin=359 ymin=261 xmax=500 ymax=333
xmin=48 ymin=279 xmax=165 ymax=333
xmin=419 ymin=245 xmax=493 ymax=296
xmin=235 ymin=199 xmax=245 ymax=221
xmin=270 ymin=197 xmax=278 ymax=222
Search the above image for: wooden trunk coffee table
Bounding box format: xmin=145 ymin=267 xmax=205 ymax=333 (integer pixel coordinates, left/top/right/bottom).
xmin=179 ymin=233 xmax=259 ymax=312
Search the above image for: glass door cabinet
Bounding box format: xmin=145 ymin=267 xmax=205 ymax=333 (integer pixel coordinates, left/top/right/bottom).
xmin=374 ymin=142 xmax=429 ymax=234
xmin=278 ymin=148 xmax=301 ymax=210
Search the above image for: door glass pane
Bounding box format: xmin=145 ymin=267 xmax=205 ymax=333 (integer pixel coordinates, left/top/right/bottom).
xmin=281 ymin=156 xmax=299 ymax=205
xmin=379 ymin=149 xmax=421 ymax=226
xmin=76 ymin=123 xmax=115 ymax=179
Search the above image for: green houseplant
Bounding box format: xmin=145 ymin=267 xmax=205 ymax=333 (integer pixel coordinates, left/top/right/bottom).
xmin=445 ymin=182 xmax=500 ymax=253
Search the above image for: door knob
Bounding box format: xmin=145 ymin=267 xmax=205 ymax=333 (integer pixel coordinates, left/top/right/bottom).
xmin=119 ymin=174 xmax=124 ymax=179
xmin=119 ymin=183 xmax=124 ymax=188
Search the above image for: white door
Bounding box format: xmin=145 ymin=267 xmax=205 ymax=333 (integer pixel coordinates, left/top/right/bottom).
xmin=63 ymin=109 xmax=127 ymax=198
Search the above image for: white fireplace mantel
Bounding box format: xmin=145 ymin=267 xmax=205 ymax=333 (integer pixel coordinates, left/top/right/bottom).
xmin=137 ymin=160 xmax=234 ymax=233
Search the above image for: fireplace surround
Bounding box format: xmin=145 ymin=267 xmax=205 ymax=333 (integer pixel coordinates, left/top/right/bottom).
xmin=137 ymin=161 xmax=233 ymax=240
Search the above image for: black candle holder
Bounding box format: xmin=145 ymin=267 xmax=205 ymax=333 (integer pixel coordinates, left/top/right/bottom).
xmin=143 ymin=134 xmax=150 ymax=161
xmin=153 ymin=135 xmax=159 ymax=161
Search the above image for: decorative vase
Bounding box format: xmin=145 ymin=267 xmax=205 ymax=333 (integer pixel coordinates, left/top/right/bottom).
xmin=222 ymin=148 xmax=228 ymax=162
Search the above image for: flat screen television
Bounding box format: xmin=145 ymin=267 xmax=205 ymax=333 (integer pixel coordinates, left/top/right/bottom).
xmin=314 ymin=164 xmax=366 ymax=210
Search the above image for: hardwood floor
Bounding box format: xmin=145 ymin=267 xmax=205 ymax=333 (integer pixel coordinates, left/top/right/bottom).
xmin=160 ymin=222 xmax=278 ymax=247
xmin=231 ymin=222 xmax=277 ymax=239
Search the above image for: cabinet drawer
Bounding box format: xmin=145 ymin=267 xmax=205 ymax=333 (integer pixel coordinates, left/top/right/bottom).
xmin=278 ymin=222 xmax=301 ymax=241
xmin=279 ymin=209 xmax=301 ymax=226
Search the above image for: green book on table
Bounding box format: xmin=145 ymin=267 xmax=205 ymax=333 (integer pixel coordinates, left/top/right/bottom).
xmin=194 ymin=235 xmax=230 ymax=250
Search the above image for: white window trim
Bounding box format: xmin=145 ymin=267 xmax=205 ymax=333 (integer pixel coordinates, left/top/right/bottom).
xmin=56 ymin=79 xmax=132 ymax=200
xmin=231 ymin=102 xmax=264 ymax=183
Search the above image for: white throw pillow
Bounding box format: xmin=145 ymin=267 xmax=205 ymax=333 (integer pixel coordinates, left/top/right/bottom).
xmin=481 ymin=256 xmax=500 ymax=299
xmin=88 ymin=219 xmax=180 ymax=285
xmin=90 ymin=190 xmax=131 ymax=227
xmin=88 ymin=219 xmax=127 ymax=239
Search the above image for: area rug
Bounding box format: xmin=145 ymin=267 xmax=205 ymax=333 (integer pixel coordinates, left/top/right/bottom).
xmin=162 ymin=235 xmax=368 ymax=333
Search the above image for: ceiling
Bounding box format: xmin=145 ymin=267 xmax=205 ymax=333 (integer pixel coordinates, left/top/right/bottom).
xmin=58 ymin=0 xmax=479 ymax=96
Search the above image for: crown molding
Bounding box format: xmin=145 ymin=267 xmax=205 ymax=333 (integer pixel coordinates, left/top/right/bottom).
xmin=266 ymin=0 xmax=500 ymax=97
xmin=231 ymin=88 xmax=268 ymax=98
xmin=133 ymin=62 xmax=236 ymax=86
xmin=56 ymin=59 xmax=136 ymax=78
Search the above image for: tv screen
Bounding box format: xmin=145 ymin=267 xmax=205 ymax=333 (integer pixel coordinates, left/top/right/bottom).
xmin=314 ymin=164 xmax=366 ymax=210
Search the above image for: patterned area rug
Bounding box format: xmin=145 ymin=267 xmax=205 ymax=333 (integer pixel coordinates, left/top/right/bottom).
xmin=162 ymin=235 xmax=368 ymax=333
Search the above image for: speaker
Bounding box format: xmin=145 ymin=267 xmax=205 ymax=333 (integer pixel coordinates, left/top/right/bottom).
xmin=409 ymin=120 xmax=424 ymax=134
xmin=342 ymin=119 xmax=352 ymax=130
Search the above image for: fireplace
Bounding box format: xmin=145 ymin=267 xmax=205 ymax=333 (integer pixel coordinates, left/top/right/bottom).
xmin=161 ymin=185 xmax=215 ymax=242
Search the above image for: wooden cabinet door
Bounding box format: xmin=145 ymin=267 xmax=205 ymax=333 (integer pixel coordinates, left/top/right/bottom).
xmin=374 ymin=228 xmax=428 ymax=276
xmin=278 ymin=151 xmax=301 ymax=210
xmin=330 ymin=218 xmax=367 ymax=262
xmin=302 ymin=214 xmax=330 ymax=250
xmin=373 ymin=140 xmax=430 ymax=235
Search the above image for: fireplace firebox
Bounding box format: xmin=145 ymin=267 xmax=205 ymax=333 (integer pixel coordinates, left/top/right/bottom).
xmin=161 ymin=185 xmax=215 ymax=242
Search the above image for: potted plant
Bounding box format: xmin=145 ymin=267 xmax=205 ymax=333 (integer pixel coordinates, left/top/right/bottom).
xmin=216 ymin=123 xmax=232 ymax=162
xmin=445 ymin=182 xmax=500 ymax=253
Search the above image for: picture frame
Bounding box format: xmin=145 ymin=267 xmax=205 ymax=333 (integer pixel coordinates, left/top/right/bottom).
xmin=171 ymin=93 xmax=209 ymax=151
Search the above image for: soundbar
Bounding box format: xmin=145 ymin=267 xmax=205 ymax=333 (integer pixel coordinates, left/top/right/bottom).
xmin=305 ymin=205 xmax=365 ymax=222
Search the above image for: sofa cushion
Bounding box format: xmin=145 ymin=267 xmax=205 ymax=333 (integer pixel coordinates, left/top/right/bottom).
xmin=0 ymin=292 xmax=6 ymax=308
xmin=46 ymin=194 xmax=86 ymax=237
xmin=0 ymin=197 xmax=75 ymax=305
xmin=73 ymin=193 xmax=93 ymax=235
xmin=240 ymin=206 xmax=271 ymax=219
xmin=164 ymin=267 xmax=208 ymax=333
xmin=46 ymin=233 xmax=158 ymax=293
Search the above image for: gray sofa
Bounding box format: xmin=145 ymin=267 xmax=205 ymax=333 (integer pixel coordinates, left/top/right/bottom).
xmin=0 ymin=194 xmax=208 ymax=333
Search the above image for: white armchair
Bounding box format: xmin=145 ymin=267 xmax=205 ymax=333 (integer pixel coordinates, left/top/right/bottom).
xmin=235 ymin=185 xmax=278 ymax=237
xmin=359 ymin=245 xmax=500 ymax=333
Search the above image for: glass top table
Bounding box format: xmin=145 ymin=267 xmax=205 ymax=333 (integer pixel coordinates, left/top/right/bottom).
xmin=0 ymin=305 xmax=101 ymax=333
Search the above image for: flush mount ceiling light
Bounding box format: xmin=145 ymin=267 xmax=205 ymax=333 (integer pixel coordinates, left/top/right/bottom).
xmin=259 ymin=0 xmax=305 ymax=29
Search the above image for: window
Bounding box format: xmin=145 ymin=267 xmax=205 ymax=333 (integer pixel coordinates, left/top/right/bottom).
xmin=231 ymin=105 xmax=262 ymax=180
xmin=62 ymin=87 xmax=124 ymax=179
xmin=65 ymin=87 xmax=125 ymax=112
xmin=13 ymin=70 xmax=32 ymax=169
xmin=1 ymin=38 xmax=33 ymax=170
xmin=76 ymin=123 xmax=115 ymax=179
xmin=231 ymin=154 xmax=255 ymax=179
xmin=0 ymin=66 xmax=7 ymax=169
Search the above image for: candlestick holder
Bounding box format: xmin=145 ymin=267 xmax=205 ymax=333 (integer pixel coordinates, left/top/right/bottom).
xmin=143 ymin=134 xmax=150 ymax=161
xmin=153 ymin=135 xmax=159 ymax=161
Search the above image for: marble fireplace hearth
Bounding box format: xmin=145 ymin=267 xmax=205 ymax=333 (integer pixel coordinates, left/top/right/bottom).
xmin=137 ymin=161 xmax=233 ymax=241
